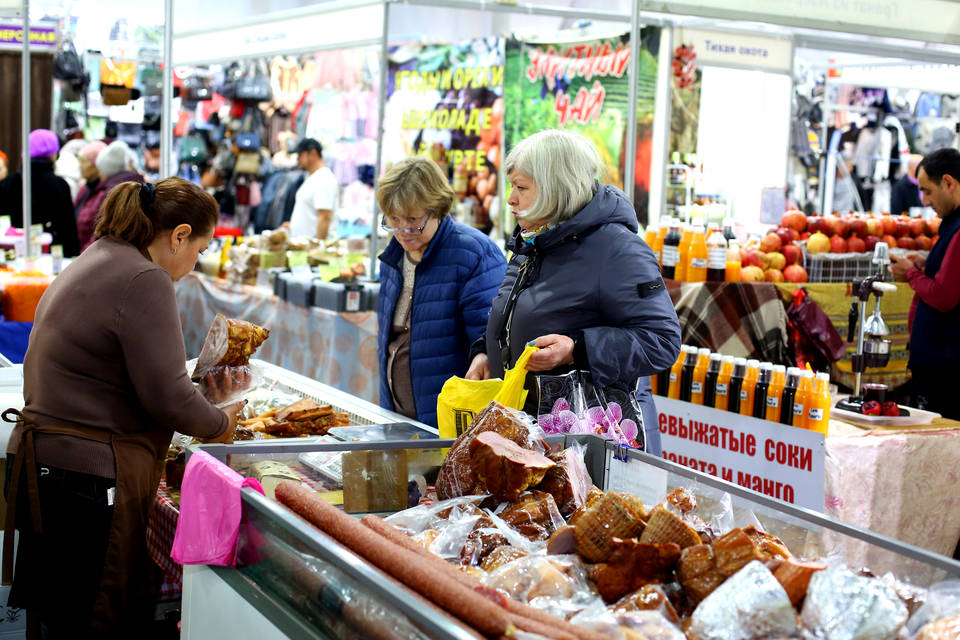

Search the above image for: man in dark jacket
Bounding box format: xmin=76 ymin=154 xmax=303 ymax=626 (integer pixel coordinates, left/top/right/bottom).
xmin=0 ymin=129 xmax=80 ymax=257
xmin=889 ymin=154 xmax=923 ymax=216
xmin=468 ymin=130 xmax=681 ymax=455
xmin=890 ymin=148 xmax=960 ymax=419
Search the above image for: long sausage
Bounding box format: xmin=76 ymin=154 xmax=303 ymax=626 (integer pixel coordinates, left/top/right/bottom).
xmin=361 ymin=514 xmax=608 ymax=640
xmin=275 ymin=480 xmax=513 ymax=638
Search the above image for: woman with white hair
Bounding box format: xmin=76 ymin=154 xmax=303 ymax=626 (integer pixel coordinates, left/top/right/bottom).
xmin=75 ymin=140 xmax=143 ymax=251
xmin=465 ymin=129 xmax=681 ymax=454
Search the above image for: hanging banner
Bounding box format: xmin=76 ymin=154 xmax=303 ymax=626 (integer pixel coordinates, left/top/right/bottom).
xmin=382 ymin=37 xmax=504 ymax=230
xmin=503 ymin=30 xmax=661 ymax=224
xmin=655 ymin=396 xmax=825 ymax=512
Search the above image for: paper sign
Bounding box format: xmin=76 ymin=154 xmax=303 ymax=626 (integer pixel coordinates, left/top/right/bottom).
xmin=286 ymin=251 xmax=310 ymax=276
xmin=655 ymin=395 xmax=825 ymax=512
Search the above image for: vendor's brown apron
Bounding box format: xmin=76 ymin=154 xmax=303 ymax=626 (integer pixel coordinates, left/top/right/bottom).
xmin=1 ymin=409 xmax=169 ymax=632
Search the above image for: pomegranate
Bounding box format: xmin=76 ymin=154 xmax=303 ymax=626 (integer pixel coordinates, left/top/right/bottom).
xmin=765 ymin=268 xmax=785 ymax=283
xmin=915 ymin=235 xmax=932 ymax=251
xmin=862 ymin=400 xmax=881 ymax=416
xmin=864 ymin=235 xmax=881 ymax=252
xmin=847 ymin=236 xmax=866 ymax=253
xmin=741 ymin=265 xmax=766 ymax=282
xmin=909 ymin=218 xmax=926 ymax=238
xmin=776 ymin=227 xmax=797 ymax=247
xmin=767 ymin=252 xmax=786 ymax=271
xmin=865 ymin=218 xmax=883 ymax=237
xmin=782 ymin=211 xmax=808 ymax=232
xmin=897 ymin=236 xmax=916 ymax=250
xmin=782 ymin=244 xmax=802 ymax=265
xmin=849 ymin=218 xmax=867 ymax=238
xmin=783 ymin=264 xmax=808 ymax=283
xmin=830 ymin=235 xmax=848 ymax=254
xmin=761 ymin=233 xmax=782 ymax=253
xmin=880 ymin=216 xmax=898 ymax=236
xmin=833 ymin=218 xmax=851 ymax=238
xmin=881 ymin=234 xmax=898 ymax=248
xmin=927 ymin=217 xmax=942 ymax=236
xmin=806 ymin=232 xmax=831 ymax=255
xmin=881 ymin=401 xmax=900 ymax=417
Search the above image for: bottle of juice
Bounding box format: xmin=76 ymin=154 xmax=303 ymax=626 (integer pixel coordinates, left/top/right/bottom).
xmin=667 ymin=346 xmax=689 ymax=399
xmin=752 ymin=363 xmax=773 ymax=419
xmin=675 ymin=224 xmax=693 ymax=282
xmin=686 ymin=226 xmax=708 ymax=283
xmin=706 ymin=227 xmax=727 ymax=282
xmin=793 ymin=370 xmax=814 ymax=428
xmin=650 ymin=374 xmax=658 ymax=396
xmin=727 ymin=357 xmax=747 ymax=414
xmin=806 ymin=372 xmax=832 ymax=434
xmin=656 ymin=223 xmax=669 ymax=264
xmin=679 ymin=347 xmax=699 ymax=402
xmin=780 ymin=367 xmax=800 ymax=426
xmin=714 ymin=355 xmax=735 ymax=411
xmin=703 ymin=352 xmax=722 ymax=407
xmin=644 ymin=226 xmax=658 ymax=251
xmin=739 ymin=359 xmax=761 ymax=417
xmin=661 ymin=221 xmax=683 ymax=280
xmin=725 ymin=241 xmax=742 ymax=283
xmin=765 ymin=364 xmax=787 ymax=422
xmin=690 ymin=348 xmax=711 ymax=405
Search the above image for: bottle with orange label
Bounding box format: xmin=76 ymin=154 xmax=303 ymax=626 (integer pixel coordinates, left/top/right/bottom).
xmin=690 ymin=348 xmax=711 ymax=405
xmin=792 ymin=370 xmax=814 ymax=429
xmin=713 ymin=355 xmax=735 ymax=411
xmin=675 ymin=224 xmax=693 ymax=282
xmin=667 ymin=346 xmax=690 ymax=399
xmin=806 ymin=372 xmax=832 ymax=434
xmin=686 ymin=226 xmax=708 ymax=283
xmin=739 ymin=359 xmax=760 ymax=417
xmin=765 ymin=364 xmax=786 ymax=422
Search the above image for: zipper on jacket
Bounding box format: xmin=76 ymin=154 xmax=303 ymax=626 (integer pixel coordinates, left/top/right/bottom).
xmin=498 ymin=256 xmax=535 ymax=371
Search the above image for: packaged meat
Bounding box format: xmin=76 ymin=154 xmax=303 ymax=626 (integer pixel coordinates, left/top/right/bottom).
xmin=496 ymin=491 xmax=565 ymax=542
xmin=800 ymin=567 xmax=908 ymax=639
xmin=193 ymin=313 xmax=269 ymax=379
xmin=574 ymin=491 xmax=647 ymax=563
xmin=468 ymin=431 xmax=556 ymax=502
xmin=916 ymin=616 xmax=960 ymax=640
xmin=688 ymin=560 xmax=798 ymax=640
xmin=612 ymin=584 xmax=681 ymax=625
xmin=589 ymin=539 xmax=682 ymax=603
xmin=771 ymin=558 xmax=826 ymax=606
xmin=536 ymin=446 xmax=591 ymax=518
xmin=639 ymin=505 xmax=701 ymax=549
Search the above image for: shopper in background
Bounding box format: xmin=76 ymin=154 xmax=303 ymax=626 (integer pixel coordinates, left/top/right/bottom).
xmin=890 ymin=154 xmax=923 ymax=216
xmin=0 ymin=150 xmax=7 ymax=182
xmin=377 ymin=156 xmax=506 ymax=427
xmin=289 ymin=137 xmax=337 ymax=239
xmin=74 ymin=140 xmax=107 ymax=217
xmin=55 ymin=138 xmax=86 ymax=202
xmin=0 ymin=129 xmax=80 ymax=257
xmin=4 ymin=177 xmax=245 ymax=637
xmin=890 ymin=148 xmax=960 ymax=419
xmin=76 ymin=140 xmax=143 ymax=252
xmin=466 ymin=129 xmax=681 ymax=455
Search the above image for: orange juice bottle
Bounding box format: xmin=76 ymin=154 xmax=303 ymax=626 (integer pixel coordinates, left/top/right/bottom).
xmin=793 ymin=370 xmax=814 ymax=429
xmin=765 ymin=364 xmax=786 ymax=422
xmin=725 ymin=241 xmax=742 ymax=283
xmin=686 ymin=226 xmax=708 ymax=283
xmin=655 ymin=224 xmax=669 ymax=264
xmin=644 ymin=226 xmax=658 ymax=251
xmin=675 ymin=224 xmax=693 ymax=282
xmin=713 ymin=355 xmax=735 ymax=411
xmin=806 ymin=372 xmax=832 ymax=434
xmin=667 ymin=346 xmax=690 ymax=399
xmin=739 ymin=359 xmax=760 ymax=417
xmin=650 ymin=373 xmax=658 ymax=396
xmin=690 ymin=348 xmax=711 ymax=405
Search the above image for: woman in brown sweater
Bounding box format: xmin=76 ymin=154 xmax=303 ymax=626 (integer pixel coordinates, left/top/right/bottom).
xmin=3 ymin=177 xmax=244 ymax=638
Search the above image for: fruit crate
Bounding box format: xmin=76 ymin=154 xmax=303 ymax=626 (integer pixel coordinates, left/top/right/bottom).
xmin=802 ymin=249 xmax=876 ymax=283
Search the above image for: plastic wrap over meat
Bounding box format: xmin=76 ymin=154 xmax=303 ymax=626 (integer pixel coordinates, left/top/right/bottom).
xmin=486 ymin=554 xmax=596 ymax=610
xmin=198 ymin=363 xmax=263 ymax=406
xmin=689 ymin=560 xmax=799 ymax=640
xmin=538 ymin=444 xmax=592 ymax=518
xmin=436 ymin=401 xmax=547 ymax=500
xmin=800 ymin=567 xmax=908 ymax=640
xmin=907 ymin=581 xmax=960 ymax=638
xmin=192 ymin=313 xmax=270 ymax=379
xmin=570 ymin=600 xmax=684 ymax=639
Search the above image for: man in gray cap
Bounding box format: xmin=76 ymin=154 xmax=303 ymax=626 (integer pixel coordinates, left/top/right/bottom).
xmin=0 ymin=129 xmax=80 ymax=257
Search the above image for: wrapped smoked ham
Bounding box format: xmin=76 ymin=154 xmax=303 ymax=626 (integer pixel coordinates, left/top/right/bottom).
xmin=192 ymin=313 xmax=269 ymax=380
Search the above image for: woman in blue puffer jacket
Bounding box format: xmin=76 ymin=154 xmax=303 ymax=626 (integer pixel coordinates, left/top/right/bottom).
xmin=377 ymin=156 xmax=506 ymax=428
xmin=465 ymin=129 xmax=681 ymax=455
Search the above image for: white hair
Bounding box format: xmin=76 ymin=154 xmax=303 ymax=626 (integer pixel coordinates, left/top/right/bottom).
xmin=504 ymin=129 xmax=602 ymax=224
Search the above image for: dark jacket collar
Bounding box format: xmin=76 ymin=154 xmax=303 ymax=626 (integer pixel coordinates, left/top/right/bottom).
xmin=378 ymin=215 xmax=453 ymax=271
xmin=510 ymin=183 xmax=638 ymax=255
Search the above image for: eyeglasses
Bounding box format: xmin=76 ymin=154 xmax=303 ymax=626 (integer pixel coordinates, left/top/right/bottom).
xmin=381 ymin=215 xmax=430 ymax=235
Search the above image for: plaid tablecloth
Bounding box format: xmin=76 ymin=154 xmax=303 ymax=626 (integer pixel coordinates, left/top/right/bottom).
xmin=147 ymin=479 xmax=182 ymax=601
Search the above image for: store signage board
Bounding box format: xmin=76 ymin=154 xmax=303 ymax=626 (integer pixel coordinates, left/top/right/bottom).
xmin=654 ymin=395 xmax=825 ymax=512
xmin=675 ymin=28 xmax=792 ymax=74
xmin=644 ymin=0 xmax=960 ymax=47
xmin=0 ymin=20 xmax=57 ymax=51
xmin=173 ymin=4 xmax=383 ymax=65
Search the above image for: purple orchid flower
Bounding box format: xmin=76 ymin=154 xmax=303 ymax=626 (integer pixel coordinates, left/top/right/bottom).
xmin=538 ymin=398 xmax=579 ymax=434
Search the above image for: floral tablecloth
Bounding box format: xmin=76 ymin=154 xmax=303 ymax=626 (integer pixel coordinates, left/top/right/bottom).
xmin=175 ymin=272 xmax=379 ymax=404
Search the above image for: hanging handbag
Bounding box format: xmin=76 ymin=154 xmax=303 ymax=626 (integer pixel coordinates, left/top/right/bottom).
xmin=786 ymin=287 xmax=846 ymax=371
xmin=235 ymin=59 xmax=273 ymax=102
xmin=234 ymin=151 xmax=261 ymax=175
xmin=235 ymin=132 xmax=260 ymax=151
xmin=54 ymin=40 xmax=84 ymax=81
xmin=141 ymin=66 xmax=163 ymax=97
xmin=182 ymin=72 xmax=213 ymax=103
xmin=101 ymin=84 xmax=132 ymax=106
xmin=179 ymin=136 xmax=208 ymax=164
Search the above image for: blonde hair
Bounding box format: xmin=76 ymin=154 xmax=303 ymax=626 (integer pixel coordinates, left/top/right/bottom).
xmin=504 ymin=129 xmax=601 ymax=224
xmin=377 ymin=156 xmax=456 ymax=220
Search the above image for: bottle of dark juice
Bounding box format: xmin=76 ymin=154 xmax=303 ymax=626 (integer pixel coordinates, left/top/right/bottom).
xmin=661 ymin=220 xmax=682 ymax=280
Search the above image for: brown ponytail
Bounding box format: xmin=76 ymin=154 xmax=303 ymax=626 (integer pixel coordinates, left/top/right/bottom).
xmin=94 ymin=177 xmax=218 ymax=250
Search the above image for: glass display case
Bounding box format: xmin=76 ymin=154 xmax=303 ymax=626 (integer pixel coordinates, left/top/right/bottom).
xmin=187 ymin=435 xmax=960 ymax=639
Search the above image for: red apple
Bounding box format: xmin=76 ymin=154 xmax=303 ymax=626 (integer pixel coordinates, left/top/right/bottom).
xmin=761 ymin=233 xmax=782 ymax=253
xmin=784 ymin=264 xmax=808 ymax=283
xmin=833 ymin=218 xmax=851 ymax=238
xmin=909 ymin=218 xmax=926 ymax=238
xmin=741 ymin=265 xmax=766 ymax=282
xmin=915 ymin=235 xmax=932 ymax=251
xmin=862 ymin=400 xmax=881 ymax=416
xmin=927 ymin=217 xmax=942 ymax=236
xmin=881 ymin=234 xmax=898 ymax=248
xmin=782 ymin=244 xmax=802 ymax=265
xmin=881 ymin=216 xmax=898 ymax=236
xmin=765 ymin=268 xmax=785 ymax=283
xmin=865 ymin=218 xmax=883 ymax=237
xmin=897 ymin=236 xmax=916 ymax=250
xmin=849 ymin=218 xmax=867 ymax=238
xmin=847 ymin=236 xmax=866 ymax=253
xmin=864 ymin=235 xmax=881 ymax=252
xmin=807 ymin=232 xmax=831 ymax=254
xmin=782 ymin=211 xmax=807 ymax=233
xmin=830 ymin=235 xmax=848 ymax=253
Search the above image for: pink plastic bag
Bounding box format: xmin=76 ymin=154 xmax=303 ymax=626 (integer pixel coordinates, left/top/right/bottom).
xmin=171 ymin=450 xmax=264 ymax=567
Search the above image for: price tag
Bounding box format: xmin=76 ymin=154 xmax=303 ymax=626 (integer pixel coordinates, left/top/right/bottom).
xmin=287 ymin=250 xmax=311 ymax=276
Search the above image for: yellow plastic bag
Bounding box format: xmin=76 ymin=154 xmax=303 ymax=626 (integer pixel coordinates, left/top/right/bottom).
xmin=436 ymin=344 xmax=538 ymax=439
